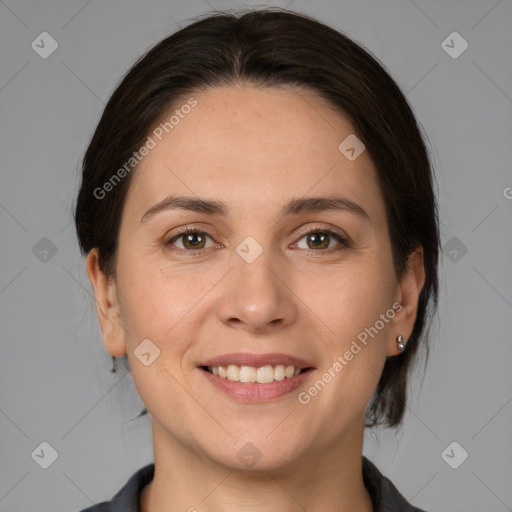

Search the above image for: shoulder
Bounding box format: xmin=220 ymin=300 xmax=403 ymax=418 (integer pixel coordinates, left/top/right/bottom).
xmin=77 ymin=463 xmax=155 ymax=512
xmin=362 ymin=456 xmax=428 ymax=512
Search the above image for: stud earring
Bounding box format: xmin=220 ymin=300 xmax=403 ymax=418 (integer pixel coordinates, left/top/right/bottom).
xmin=397 ymin=335 xmax=406 ymax=350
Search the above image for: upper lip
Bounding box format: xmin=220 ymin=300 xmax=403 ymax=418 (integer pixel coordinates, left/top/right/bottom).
xmin=200 ymin=352 xmax=314 ymax=369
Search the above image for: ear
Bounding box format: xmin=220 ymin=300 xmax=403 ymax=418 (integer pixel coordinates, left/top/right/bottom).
xmin=386 ymin=246 xmax=426 ymax=357
xmin=86 ymin=248 xmax=127 ymax=357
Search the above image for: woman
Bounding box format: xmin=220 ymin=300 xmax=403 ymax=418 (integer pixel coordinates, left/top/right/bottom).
xmin=74 ymin=8 xmax=439 ymax=512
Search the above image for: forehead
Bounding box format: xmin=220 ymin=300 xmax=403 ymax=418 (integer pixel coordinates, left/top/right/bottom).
xmin=125 ymin=85 xmax=384 ymax=223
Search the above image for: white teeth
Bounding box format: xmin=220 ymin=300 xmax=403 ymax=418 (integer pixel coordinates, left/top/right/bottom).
xmin=207 ymin=364 xmax=304 ymax=383
xmin=239 ymin=366 xmax=256 ymax=382
xmin=274 ymin=364 xmax=286 ymax=381
xmin=257 ymin=365 xmax=274 ymax=384
xmin=227 ymin=364 xmax=239 ymax=381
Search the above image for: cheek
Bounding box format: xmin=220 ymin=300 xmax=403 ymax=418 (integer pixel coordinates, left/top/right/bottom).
xmin=118 ymin=266 xmax=206 ymax=422
xmin=310 ymin=258 xmax=396 ymax=339
xmin=305 ymin=258 xmax=396 ymax=399
xmin=116 ymin=254 xmax=211 ymax=342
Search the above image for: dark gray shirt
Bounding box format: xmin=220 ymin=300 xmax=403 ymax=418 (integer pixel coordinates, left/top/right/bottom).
xmin=78 ymin=456 xmax=427 ymax=512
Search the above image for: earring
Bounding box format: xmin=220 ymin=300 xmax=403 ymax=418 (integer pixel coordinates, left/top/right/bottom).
xmin=397 ymin=335 xmax=406 ymax=350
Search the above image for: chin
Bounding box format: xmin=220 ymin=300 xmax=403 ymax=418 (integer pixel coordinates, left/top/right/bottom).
xmin=199 ymin=435 xmax=308 ymax=474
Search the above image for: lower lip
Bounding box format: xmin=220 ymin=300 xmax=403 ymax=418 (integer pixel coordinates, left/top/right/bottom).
xmin=199 ymin=368 xmax=313 ymax=403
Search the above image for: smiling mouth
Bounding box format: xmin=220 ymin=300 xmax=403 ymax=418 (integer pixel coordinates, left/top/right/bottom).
xmin=200 ymin=364 xmax=313 ymax=384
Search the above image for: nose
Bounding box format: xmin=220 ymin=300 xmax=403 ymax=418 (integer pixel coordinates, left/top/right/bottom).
xmin=215 ymin=244 xmax=298 ymax=334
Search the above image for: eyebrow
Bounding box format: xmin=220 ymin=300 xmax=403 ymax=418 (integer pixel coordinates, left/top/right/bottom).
xmin=139 ymin=195 xmax=370 ymax=224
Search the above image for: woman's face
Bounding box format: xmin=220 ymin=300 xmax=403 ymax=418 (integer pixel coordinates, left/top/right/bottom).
xmin=88 ymin=85 xmax=423 ymax=471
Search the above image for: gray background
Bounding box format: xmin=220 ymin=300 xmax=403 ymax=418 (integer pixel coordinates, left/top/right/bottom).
xmin=1 ymin=0 xmax=511 ymax=511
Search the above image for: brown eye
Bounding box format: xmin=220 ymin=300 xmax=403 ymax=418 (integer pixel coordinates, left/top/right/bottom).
xmin=306 ymin=232 xmax=330 ymax=250
xmin=181 ymin=232 xmax=207 ymax=250
xmin=295 ymin=230 xmax=350 ymax=252
xmin=166 ymin=229 xmax=215 ymax=252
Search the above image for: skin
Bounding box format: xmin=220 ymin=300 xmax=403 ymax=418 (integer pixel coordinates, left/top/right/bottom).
xmin=86 ymin=85 xmax=425 ymax=512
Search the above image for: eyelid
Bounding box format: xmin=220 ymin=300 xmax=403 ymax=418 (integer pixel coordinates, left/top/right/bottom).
xmin=290 ymin=228 xmax=351 ymax=254
xmin=293 ymin=223 xmax=351 ymax=244
xmin=165 ymin=226 xmax=221 ymax=250
xmin=165 ymin=224 xmax=223 ymax=241
xmin=165 ymin=223 xmax=351 ymax=254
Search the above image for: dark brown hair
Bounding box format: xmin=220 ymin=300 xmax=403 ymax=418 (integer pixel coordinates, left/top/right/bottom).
xmin=74 ymin=7 xmax=439 ymax=427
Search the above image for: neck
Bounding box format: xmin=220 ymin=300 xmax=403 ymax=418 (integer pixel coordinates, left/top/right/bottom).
xmin=140 ymin=420 xmax=374 ymax=512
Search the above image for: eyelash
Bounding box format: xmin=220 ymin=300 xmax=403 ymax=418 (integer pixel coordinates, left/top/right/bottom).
xmin=164 ymin=227 xmax=351 ymax=256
